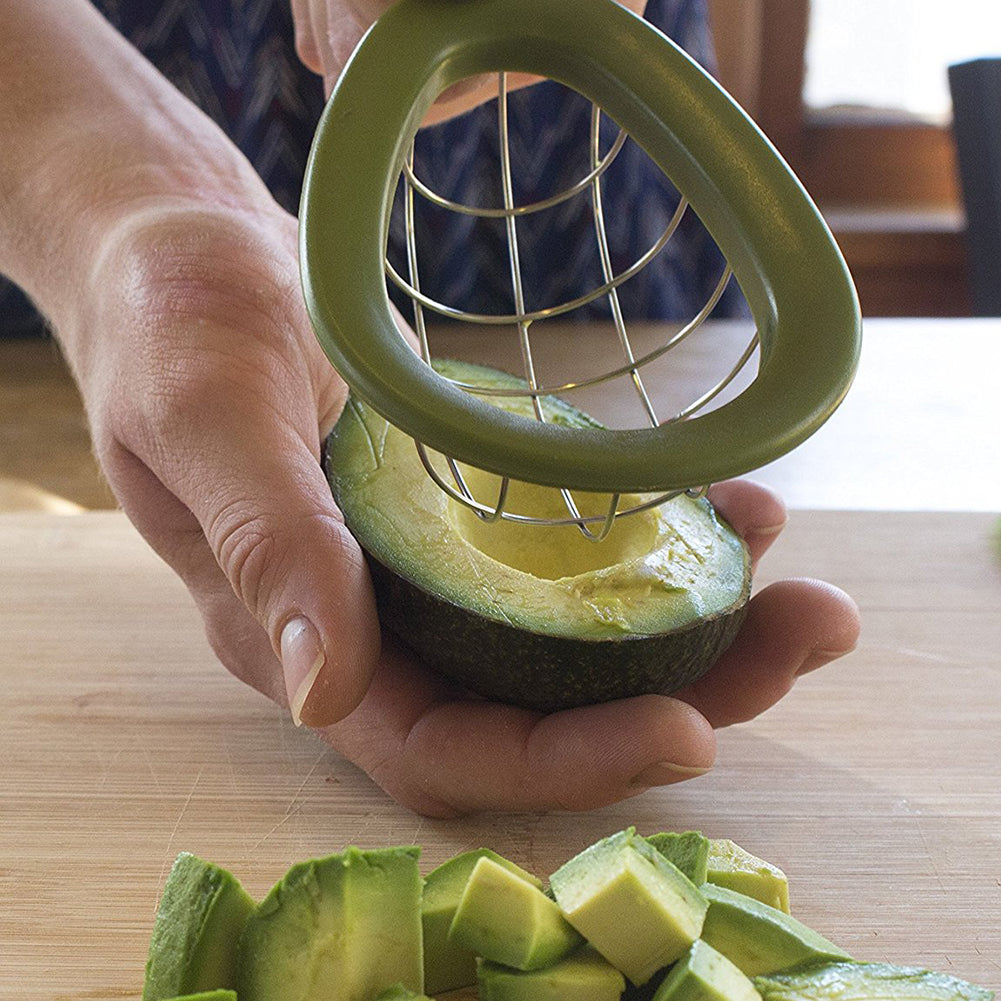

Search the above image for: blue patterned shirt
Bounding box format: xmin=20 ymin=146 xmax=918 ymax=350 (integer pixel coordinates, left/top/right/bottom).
xmin=0 ymin=0 xmax=741 ymax=333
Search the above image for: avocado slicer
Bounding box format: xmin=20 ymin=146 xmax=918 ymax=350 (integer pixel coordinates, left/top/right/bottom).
xmin=299 ymin=0 xmax=861 ymax=541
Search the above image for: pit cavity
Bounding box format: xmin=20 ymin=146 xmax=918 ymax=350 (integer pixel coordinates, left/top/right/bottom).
xmin=448 ymin=466 xmax=660 ymax=580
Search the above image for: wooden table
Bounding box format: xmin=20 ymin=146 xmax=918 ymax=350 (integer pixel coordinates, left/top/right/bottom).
xmin=2 ymin=508 xmax=999 ymax=998
xmin=2 ymin=317 xmax=999 ymax=513
xmin=428 ymin=316 xmax=1001 ymax=512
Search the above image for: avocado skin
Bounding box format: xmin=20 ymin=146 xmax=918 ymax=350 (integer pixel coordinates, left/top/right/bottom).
xmin=365 ymin=552 xmax=748 ymax=712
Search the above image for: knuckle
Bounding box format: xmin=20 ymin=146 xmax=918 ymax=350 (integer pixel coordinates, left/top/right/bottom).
xmin=209 ymin=505 xmax=283 ymax=617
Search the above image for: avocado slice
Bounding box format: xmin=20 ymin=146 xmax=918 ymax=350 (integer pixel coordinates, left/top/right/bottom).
xmin=325 ymin=360 xmax=750 ymax=712
xmin=654 ymin=939 xmax=763 ymax=1001
xmin=142 ymin=853 xmax=255 ymax=1001
xmin=449 ymin=855 xmax=583 ymax=971
xmin=753 ymin=961 xmax=995 ymax=1001
xmin=237 ymin=846 xmax=423 ymax=1001
xmin=478 ymin=946 xmax=627 ymax=1001
xmin=699 ymin=884 xmax=850 ymax=978
xmin=549 ymin=828 xmax=708 ymax=986
xmin=423 ymin=848 xmax=544 ymax=993
xmin=707 ymin=839 xmax=790 ymax=913
xmin=646 ymin=831 xmax=711 ymax=885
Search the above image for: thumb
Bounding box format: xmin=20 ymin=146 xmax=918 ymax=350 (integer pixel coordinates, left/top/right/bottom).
xmin=104 ymin=380 xmax=382 ymax=728
xmin=195 ymin=430 xmax=382 ymax=728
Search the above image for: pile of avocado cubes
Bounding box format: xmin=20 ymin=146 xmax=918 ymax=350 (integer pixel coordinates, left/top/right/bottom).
xmin=142 ymin=827 xmax=993 ymax=1001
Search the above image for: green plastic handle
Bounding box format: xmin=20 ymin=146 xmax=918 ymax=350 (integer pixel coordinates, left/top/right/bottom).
xmin=300 ymin=0 xmax=861 ymax=492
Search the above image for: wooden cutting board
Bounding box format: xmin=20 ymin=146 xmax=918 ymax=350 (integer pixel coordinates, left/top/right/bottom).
xmin=1 ymin=510 xmax=999 ymax=999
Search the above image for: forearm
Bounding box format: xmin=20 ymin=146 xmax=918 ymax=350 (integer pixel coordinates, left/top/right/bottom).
xmin=0 ymin=0 xmax=274 ymax=346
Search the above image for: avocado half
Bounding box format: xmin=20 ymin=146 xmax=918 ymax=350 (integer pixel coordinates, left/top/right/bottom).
xmin=325 ymin=360 xmax=750 ymax=712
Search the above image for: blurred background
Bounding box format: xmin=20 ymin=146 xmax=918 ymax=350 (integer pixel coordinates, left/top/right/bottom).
xmin=707 ymin=0 xmax=999 ymax=317
xmin=2 ymin=0 xmax=999 ymax=514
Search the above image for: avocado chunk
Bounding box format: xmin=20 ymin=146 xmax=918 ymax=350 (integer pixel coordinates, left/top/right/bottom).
xmin=423 ymin=849 xmax=544 ymax=993
xmin=653 ymin=939 xmax=762 ymax=1001
xmin=646 ymin=831 xmax=711 ymax=885
xmin=449 ymin=855 xmax=583 ymax=971
xmin=699 ymin=884 xmax=850 ymax=978
xmin=478 ymin=946 xmax=627 ymax=1001
xmin=237 ymin=846 xmax=423 ymax=1001
xmin=325 ymin=360 xmax=751 ymax=711
xmin=753 ymin=961 xmax=995 ymax=1001
xmin=549 ymin=828 xmax=708 ymax=986
xmin=158 ymin=993 xmax=238 ymax=1001
xmin=707 ymin=839 xmax=790 ymax=913
xmin=142 ymin=852 xmax=255 ymax=1001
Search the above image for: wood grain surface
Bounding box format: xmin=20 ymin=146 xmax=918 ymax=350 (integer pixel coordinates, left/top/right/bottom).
xmin=1 ymin=509 xmax=999 ymax=999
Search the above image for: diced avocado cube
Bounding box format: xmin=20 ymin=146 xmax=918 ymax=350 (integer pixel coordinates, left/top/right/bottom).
xmin=700 ymin=884 xmax=850 ymax=978
xmin=753 ymin=960 xmax=995 ymax=1001
xmin=143 ymin=852 xmax=255 ymax=1001
xmin=449 ymin=856 xmax=583 ymax=971
xmin=549 ymin=828 xmax=708 ymax=986
xmin=707 ymin=839 xmax=790 ymax=913
xmin=653 ymin=940 xmax=762 ymax=1001
xmin=646 ymin=831 xmax=711 ymax=885
xmin=423 ymin=848 xmax=543 ymax=994
xmin=237 ymin=845 xmax=423 ymax=1001
xmin=478 ymin=946 xmax=627 ymax=1001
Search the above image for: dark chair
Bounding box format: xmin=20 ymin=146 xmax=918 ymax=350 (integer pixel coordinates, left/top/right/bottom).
xmin=949 ymin=57 xmax=1001 ymax=316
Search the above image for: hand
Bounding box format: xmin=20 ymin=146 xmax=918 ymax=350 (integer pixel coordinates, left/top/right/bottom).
xmin=69 ymin=197 xmax=385 ymax=727
xmin=6 ymin=0 xmax=858 ymax=821
xmin=74 ymin=194 xmax=858 ymax=821
xmin=318 ymin=479 xmax=861 ymax=816
xmin=288 ymin=0 xmax=650 ymax=121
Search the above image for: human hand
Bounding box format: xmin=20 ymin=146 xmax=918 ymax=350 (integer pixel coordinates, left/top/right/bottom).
xmin=316 ymin=479 xmax=861 ymax=816
xmin=288 ymin=0 xmax=650 ymax=121
xmin=5 ymin=0 xmax=858 ymax=821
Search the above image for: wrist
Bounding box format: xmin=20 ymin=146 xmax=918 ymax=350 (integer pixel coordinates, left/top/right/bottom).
xmin=0 ymin=0 xmax=277 ymax=347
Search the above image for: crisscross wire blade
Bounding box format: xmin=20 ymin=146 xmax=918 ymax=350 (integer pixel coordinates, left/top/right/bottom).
xmin=389 ymin=72 xmax=758 ymax=539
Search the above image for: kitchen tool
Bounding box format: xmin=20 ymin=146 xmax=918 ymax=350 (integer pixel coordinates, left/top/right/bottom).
xmin=299 ymin=0 xmax=861 ymax=539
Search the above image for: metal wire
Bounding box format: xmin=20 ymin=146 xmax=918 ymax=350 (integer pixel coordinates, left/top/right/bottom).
xmin=397 ymin=72 xmax=759 ymax=537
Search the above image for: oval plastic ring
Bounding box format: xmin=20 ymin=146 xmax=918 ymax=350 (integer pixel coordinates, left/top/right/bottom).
xmin=300 ymin=0 xmax=861 ymax=493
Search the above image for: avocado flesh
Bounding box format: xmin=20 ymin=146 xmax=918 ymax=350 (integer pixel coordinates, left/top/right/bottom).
xmin=449 ymin=856 xmax=583 ymax=971
xmin=142 ymin=853 xmax=255 ymax=1001
xmin=159 ymin=993 xmax=238 ymax=1001
xmin=326 ymin=360 xmax=750 ymax=711
xmin=237 ymin=846 xmax=423 ymax=1001
xmin=654 ymin=939 xmax=763 ymax=1001
xmin=699 ymin=884 xmax=851 ymax=978
xmin=423 ymin=849 xmax=543 ymax=994
xmin=707 ymin=839 xmax=790 ymax=914
xmin=372 ymin=986 xmax=434 ymax=1001
xmin=478 ymin=947 xmax=627 ymax=1001
xmin=646 ymin=831 xmax=712 ymax=886
xmin=752 ymin=961 xmax=995 ymax=1001
xmin=549 ymin=828 xmax=708 ymax=986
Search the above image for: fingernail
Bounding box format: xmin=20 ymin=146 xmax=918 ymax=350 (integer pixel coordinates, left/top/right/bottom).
xmin=629 ymin=761 xmax=712 ymax=790
xmin=280 ymin=617 xmax=325 ymax=727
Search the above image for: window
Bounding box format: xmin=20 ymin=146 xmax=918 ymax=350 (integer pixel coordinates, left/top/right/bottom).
xmin=805 ymin=1 xmax=1001 ymax=123
xmin=706 ymin=0 xmax=984 ymax=314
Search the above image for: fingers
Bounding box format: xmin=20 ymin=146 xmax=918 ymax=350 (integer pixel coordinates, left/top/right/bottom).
xmin=89 ymin=209 xmax=381 ymax=728
xmin=707 ymin=479 xmax=787 ymax=568
xmin=323 ymin=640 xmax=718 ymax=816
xmin=289 ymin=0 xmax=322 ymax=74
xmin=675 ymin=578 xmax=861 ymax=728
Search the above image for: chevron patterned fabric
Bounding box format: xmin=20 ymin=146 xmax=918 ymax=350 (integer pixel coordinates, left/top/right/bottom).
xmin=1 ymin=0 xmax=743 ymax=335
